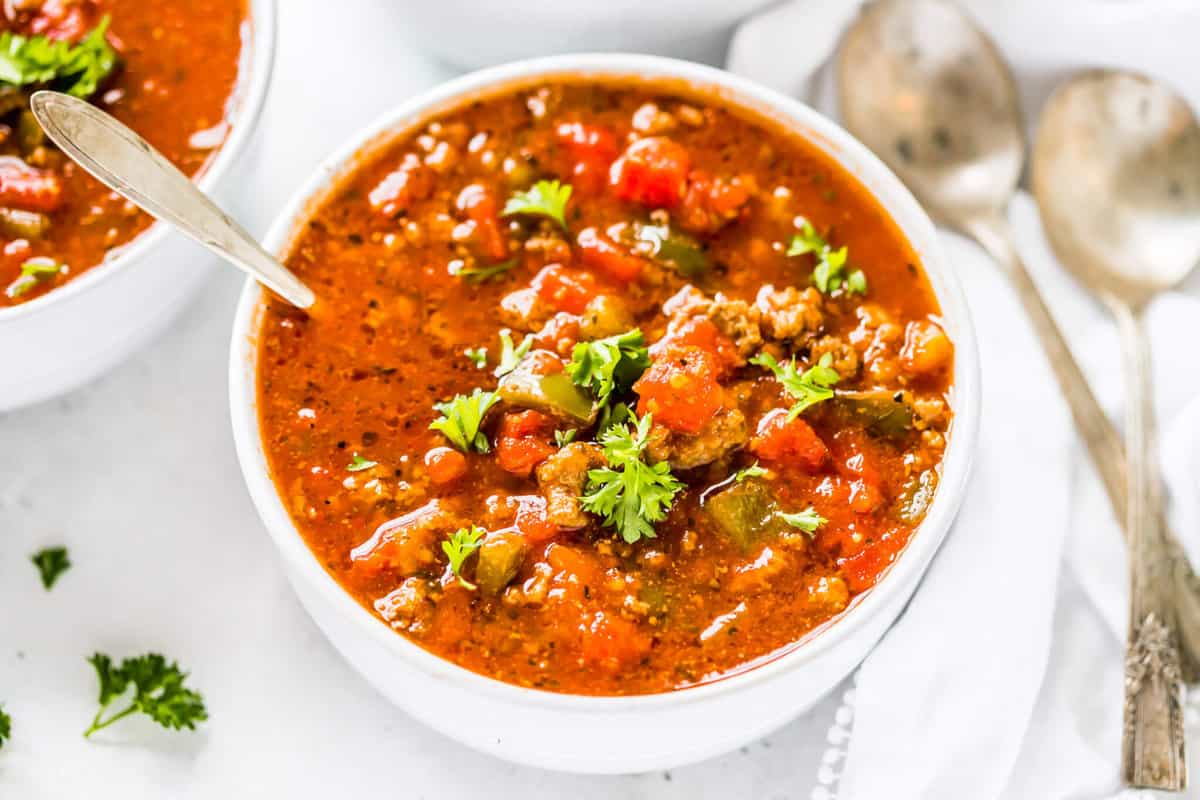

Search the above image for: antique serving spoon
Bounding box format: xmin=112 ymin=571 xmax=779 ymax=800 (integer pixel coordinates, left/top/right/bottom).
xmin=29 ymin=90 xmax=314 ymax=309
xmin=837 ymin=2 xmax=1196 ymax=788
xmin=1033 ymin=69 xmax=1200 ymax=791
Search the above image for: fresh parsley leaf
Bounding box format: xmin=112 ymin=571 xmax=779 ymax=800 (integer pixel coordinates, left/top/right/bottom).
xmin=430 ymin=388 xmax=499 ymax=453
xmin=566 ymin=329 xmax=650 ymax=405
xmin=502 ymin=179 xmax=572 ymax=230
xmin=554 ymin=428 xmax=577 ymax=447
xmin=733 ymin=462 xmax=768 ymax=483
xmin=0 ymin=17 xmax=117 ymax=98
xmin=0 ymin=704 xmax=9 ymax=750
xmin=5 ymin=257 xmax=65 ymax=298
xmin=84 ymin=653 xmax=207 ymax=738
xmin=493 ymin=331 xmax=533 ymax=378
xmin=347 ymin=454 xmax=377 ymax=472
xmin=442 ymin=526 xmax=486 ymax=590
xmin=778 ymin=506 xmax=827 ymax=535
xmin=596 ymin=401 xmax=633 ymax=435
xmin=450 ymin=258 xmax=517 ymax=284
xmin=464 ymin=347 xmax=488 ymax=369
xmin=786 ymin=218 xmax=867 ymax=296
xmin=30 ymin=546 xmax=70 ymax=590
xmin=750 ymin=352 xmax=840 ymax=420
xmin=581 ymin=413 xmax=684 ymax=544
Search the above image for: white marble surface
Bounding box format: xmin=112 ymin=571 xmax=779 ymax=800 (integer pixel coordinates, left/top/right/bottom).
xmin=0 ymin=2 xmax=842 ymax=796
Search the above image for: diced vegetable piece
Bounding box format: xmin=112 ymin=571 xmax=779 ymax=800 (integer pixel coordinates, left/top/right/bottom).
xmin=901 ymin=319 xmax=953 ymax=376
xmin=633 ymin=345 xmax=723 ymax=435
xmin=424 ymin=446 xmax=467 ymax=483
xmin=580 ymin=611 xmax=651 ymax=670
xmin=530 ymin=264 xmax=598 ymax=315
xmin=513 ymin=494 xmax=560 ymax=542
xmin=368 ymin=154 xmax=433 ymax=217
xmin=0 ymin=156 xmax=62 ymax=212
xmin=750 ymin=409 xmax=829 ymax=471
xmin=896 ymin=468 xmax=937 ymax=523
xmin=630 ymin=222 xmax=710 ymax=277
xmin=650 ymin=317 xmax=739 ymax=375
xmin=704 ymin=478 xmax=784 ymax=552
xmin=576 ymin=227 xmax=645 ymax=282
xmin=0 ymin=207 xmax=49 ymax=239
xmin=677 ymin=170 xmax=752 ymax=235
xmin=456 ymin=183 xmax=510 ymax=261
xmin=834 ymin=389 xmax=914 ymax=438
xmin=556 ymin=121 xmax=618 ymax=194
xmin=497 ymin=351 xmax=597 ymax=424
xmin=610 ymin=136 xmax=690 ymax=208
xmin=579 ymin=294 xmax=635 ymax=340
xmin=495 ymin=410 xmax=558 ymax=475
xmin=475 ymin=529 xmax=529 ymax=595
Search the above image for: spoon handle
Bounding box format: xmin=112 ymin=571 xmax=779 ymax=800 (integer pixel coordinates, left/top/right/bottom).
xmin=965 ymin=212 xmax=1200 ymax=683
xmin=29 ymin=90 xmax=314 ymax=309
xmin=1113 ymin=300 xmax=1186 ymax=791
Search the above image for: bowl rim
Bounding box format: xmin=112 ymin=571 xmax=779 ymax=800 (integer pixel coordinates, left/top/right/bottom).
xmin=0 ymin=0 xmax=277 ymax=323
xmin=229 ymin=52 xmax=981 ymax=711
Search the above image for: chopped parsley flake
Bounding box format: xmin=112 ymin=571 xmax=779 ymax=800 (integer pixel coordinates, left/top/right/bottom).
xmin=464 ymin=347 xmax=488 ymax=369
xmin=430 ymin=388 xmax=500 ymax=453
xmin=442 ymin=526 xmax=486 ymax=590
xmin=778 ymin=507 xmax=827 ymax=535
xmin=347 ymin=454 xmax=377 ymax=472
xmin=733 ymin=462 xmax=768 ymax=483
xmin=30 ymin=546 xmax=70 ymax=590
xmin=494 ymin=331 xmax=533 ymax=378
xmin=750 ymin=351 xmax=840 ymax=420
xmin=502 ymin=179 xmax=572 ymax=230
xmin=787 ymin=218 xmax=867 ymax=296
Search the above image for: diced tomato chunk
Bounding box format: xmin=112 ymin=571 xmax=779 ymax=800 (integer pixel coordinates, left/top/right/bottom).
xmin=0 ymin=157 xmax=63 ymax=212
xmin=25 ymin=0 xmax=98 ymax=41
xmin=831 ymin=430 xmax=884 ymax=513
xmin=512 ymin=495 xmax=559 ymax=543
xmin=677 ymin=170 xmax=752 ymax=234
xmin=580 ymin=611 xmax=651 ymax=670
xmin=610 ymin=136 xmax=690 ymax=209
xmin=368 ymin=153 xmax=433 ymax=217
xmin=531 ymin=264 xmax=598 ymax=315
xmin=424 ymin=446 xmax=467 ymax=484
xmin=545 ymin=543 xmax=602 ymax=588
xmin=633 ymin=345 xmax=723 ymax=434
xmin=750 ymin=409 xmax=829 ymax=472
xmin=495 ymin=410 xmax=557 ymax=475
xmin=837 ymin=528 xmax=908 ymax=592
xmin=651 ymin=317 xmax=739 ymax=376
xmin=576 ymin=227 xmax=644 ymax=282
xmin=456 ymin=183 xmax=510 ymax=261
xmin=556 ymin=122 xmax=618 ymax=195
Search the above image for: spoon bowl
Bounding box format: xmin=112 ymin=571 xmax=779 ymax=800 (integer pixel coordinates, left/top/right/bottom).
xmin=1033 ymin=71 xmax=1200 ymax=306
xmin=836 ymin=0 xmax=1022 ymax=224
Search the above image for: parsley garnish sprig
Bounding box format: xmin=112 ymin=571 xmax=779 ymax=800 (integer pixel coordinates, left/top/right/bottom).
xmin=0 ymin=705 xmax=9 ymax=750
xmin=0 ymin=16 xmax=117 ymax=98
xmin=502 ymin=179 xmax=572 ymax=230
xmin=494 ymin=331 xmax=533 ymax=378
xmin=778 ymin=507 xmax=827 ymax=535
xmin=430 ymin=388 xmax=499 ymax=453
xmin=566 ymin=329 xmax=650 ymax=405
xmin=30 ymin=546 xmax=70 ymax=589
xmin=450 ymin=258 xmax=517 ymax=284
xmin=84 ymin=653 xmax=207 ymax=738
xmin=787 ymin=218 xmax=867 ymax=296
xmin=750 ymin=352 xmax=840 ymax=420
xmin=581 ymin=413 xmax=683 ymax=544
xmin=442 ymin=526 xmax=486 ymax=589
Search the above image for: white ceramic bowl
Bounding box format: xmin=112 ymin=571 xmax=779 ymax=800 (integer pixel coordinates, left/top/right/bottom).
xmin=0 ymin=0 xmax=275 ymax=412
xmin=389 ymin=0 xmax=774 ymax=69
xmin=229 ymin=54 xmax=980 ymax=774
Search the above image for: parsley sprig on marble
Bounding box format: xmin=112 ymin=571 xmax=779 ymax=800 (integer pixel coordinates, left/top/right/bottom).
xmin=750 ymin=352 xmax=840 ymax=420
xmin=30 ymin=546 xmax=70 ymax=589
xmin=84 ymin=653 xmax=207 ymax=738
xmin=581 ymin=413 xmax=683 ymax=544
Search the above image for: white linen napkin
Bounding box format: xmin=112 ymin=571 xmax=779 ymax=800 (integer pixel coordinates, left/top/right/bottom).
xmin=729 ymin=2 xmax=1200 ymax=798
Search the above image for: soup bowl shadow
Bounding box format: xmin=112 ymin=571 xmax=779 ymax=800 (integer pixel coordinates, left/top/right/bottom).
xmin=0 ymin=0 xmax=276 ymax=412
xmin=228 ymin=53 xmax=980 ymax=774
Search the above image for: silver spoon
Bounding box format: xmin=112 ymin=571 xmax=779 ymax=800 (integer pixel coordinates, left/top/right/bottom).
xmin=837 ymin=2 xmax=1195 ymax=788
xmin=1033 ymin=69 xmax=1200 ymax=791
xmin=29 ymin=90 xmax=314 ymax=309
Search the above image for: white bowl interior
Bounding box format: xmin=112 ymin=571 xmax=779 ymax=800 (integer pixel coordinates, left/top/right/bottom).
xmin=229 ymin=54 xmax=981 ymax=713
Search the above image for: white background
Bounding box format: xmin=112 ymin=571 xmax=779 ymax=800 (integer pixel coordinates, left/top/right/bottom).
xmin=0 ymin=2 xmax=843 ymax=796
